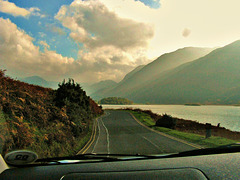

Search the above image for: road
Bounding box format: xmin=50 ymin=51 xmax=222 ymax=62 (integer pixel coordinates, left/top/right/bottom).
xmin=83 ymin=110 xmax=200 ymax=155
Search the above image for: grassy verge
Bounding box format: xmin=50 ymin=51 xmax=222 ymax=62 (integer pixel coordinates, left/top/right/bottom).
xmin=128 ymin=110 xmax=237 ymax=148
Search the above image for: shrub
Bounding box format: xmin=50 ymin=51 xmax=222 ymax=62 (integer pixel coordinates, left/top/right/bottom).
xmin=156 ymin=113 xmax=177 ymax=129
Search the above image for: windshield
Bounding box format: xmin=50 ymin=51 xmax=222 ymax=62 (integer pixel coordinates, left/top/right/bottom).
xmin=0 ymin=0 xmax=240 ymax=161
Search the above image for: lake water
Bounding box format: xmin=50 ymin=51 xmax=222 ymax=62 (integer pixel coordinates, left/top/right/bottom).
xmin=102 ymin=105 xmax=240 ymax=132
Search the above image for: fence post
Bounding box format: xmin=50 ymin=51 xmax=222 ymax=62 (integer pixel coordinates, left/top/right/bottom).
xmin=205 ymin=123 xmax=212 ymax=138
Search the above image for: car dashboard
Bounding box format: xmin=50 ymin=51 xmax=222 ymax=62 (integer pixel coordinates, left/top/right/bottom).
xmin=0 ymin=152 xmax=239 ymax=180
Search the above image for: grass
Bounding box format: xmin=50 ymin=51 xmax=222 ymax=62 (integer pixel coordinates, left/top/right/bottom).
xmin=128 ymin=110 xmax=237 ymax=148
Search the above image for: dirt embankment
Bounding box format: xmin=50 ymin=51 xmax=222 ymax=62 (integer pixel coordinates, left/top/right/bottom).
xmin=125 ymin=108 xmax=240 ymax=141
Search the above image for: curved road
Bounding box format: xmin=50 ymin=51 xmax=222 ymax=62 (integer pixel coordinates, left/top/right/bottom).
xmin=83 ymin=110 xmax=200 ymax=155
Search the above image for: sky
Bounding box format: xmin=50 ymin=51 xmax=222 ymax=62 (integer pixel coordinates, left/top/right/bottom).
xmin=0 ymin=0 xmax=240 ymax=83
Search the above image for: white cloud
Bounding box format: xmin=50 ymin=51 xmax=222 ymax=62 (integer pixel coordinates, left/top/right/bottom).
xmin=38 ymin=40 xmax=50 ymax=49
xmin=0 ymin=18 xmax=74 ymax=81
xmin=46 ymin=24 xmax=66 ymax=35
xmin=0 ymin=0 xmax=30 ymax=17
xmin=55 ymin=0 xmax=154 ymax=51
xmin=29 ymin=7 xmax=46 ymax=18
xmin=53 ymin=0 xmax=154 ymax=82
xmin=0 ymin=17 xmax=140 ymax=83
xmin=0 ymin=0 xmax=45 ymax=18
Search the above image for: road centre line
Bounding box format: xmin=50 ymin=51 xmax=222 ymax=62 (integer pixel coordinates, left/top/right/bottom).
xmin=100 ymin=118 xmax=110 ymax=154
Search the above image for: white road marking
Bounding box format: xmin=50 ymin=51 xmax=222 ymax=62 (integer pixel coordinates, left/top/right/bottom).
xmin=101 ymin=118 xmax=110 ymax=154
xmin=142 ymin=136 xmax=162 ymax=152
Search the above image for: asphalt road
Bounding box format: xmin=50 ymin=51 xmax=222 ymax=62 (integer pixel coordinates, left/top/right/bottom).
xmin=84 ymin=110 xmax=199 ymax=155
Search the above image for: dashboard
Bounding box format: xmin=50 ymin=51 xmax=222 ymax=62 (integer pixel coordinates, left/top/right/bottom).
xmin=0 ymin=152 xmax=239 ymax=179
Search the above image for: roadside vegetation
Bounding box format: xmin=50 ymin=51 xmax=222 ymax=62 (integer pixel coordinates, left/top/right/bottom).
xmin=126 ymin=108 xmax=238 ymax=148
xmin=0 ymin=69 xmax=103 ymax=158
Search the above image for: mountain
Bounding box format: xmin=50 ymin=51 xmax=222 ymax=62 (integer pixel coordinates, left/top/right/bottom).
xmin=85 ymin=80 xmax=117 ymax=95
xmin=92 ymin=47 xmax=215 ymax=100
xmin=20 ymin=76 xmax=59 ymax=89
xmin=121 ymin=65 xmax=145 ymax=83
xmin=125 ymin=40 xmax=240 ymax=104
xmin=90 ymin=65 xmax=144 ymax=100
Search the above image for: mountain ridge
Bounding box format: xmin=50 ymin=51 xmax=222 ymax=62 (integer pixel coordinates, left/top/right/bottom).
xmin=126 ymin=40 xmax=240 ymax=104
xmin=91 ymin=46 xmax=215 ymax=100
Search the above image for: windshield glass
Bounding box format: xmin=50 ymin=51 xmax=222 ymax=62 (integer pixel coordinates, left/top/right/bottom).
xmin=0 ymin=0 xmax=240 ymax=160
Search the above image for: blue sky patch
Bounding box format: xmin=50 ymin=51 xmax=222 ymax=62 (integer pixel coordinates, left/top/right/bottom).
xmin=136 ymin=0 xmax=161 ymax=9
xmin=2 ymin=0 xmax=78 ymax=59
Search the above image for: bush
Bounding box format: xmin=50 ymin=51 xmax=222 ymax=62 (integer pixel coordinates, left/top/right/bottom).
xmin=156 ymin=114 xmax=177 ymax=129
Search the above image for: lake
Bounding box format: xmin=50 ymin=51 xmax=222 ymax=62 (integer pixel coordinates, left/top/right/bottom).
xmin=102 ymin=105 xmax=240 ymax=132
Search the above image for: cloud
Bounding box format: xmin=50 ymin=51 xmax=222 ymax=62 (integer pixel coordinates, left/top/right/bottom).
xmin=0 ymin=0 xmax=45 ymax=18
xmin=46 ymin=24 xmax=66 ymax=35
xmin=0 ymin=17 xmax=142 ymax=83
xmin=29 ymin=7 xmax=46 ymax=18
xmin=52 ymin=0 xmax=154 ymax=82
xmin=55 ymin=0 xmax=154 ymax=51
xmin=0 ymin=0 xmax=154 ymax=83
xmin=0 ymin=18 xmax=74 ymax=81
xmin=0 ymin=0 xmax=30 ymax=17
xmin=182 ymin=28 xmax=191 ymax=38
xmin=38 ymin=41 xmax=50 ymax=49
xmin=38 ymin=32 xmax=46 ymax=38
xmin=3 ymin=0 xmax=240 ymax=84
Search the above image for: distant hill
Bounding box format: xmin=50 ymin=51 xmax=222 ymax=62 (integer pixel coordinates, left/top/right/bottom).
xmin=124 ymin=40 xmax=240 ymax=104
xmin=99 ymin=97 xmax=133 ymax=105
xmin=92 ymin=46 xmax=215 ymax=100
xmin=90 ymin=65 xmax=144 ymax=100
xmin=20 ymin=76 xmax=59 ymax=89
